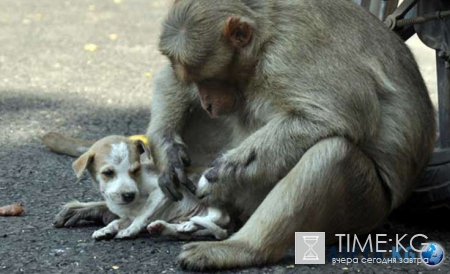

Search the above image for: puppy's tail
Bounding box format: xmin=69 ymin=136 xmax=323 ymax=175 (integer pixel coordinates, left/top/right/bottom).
xmin=42 ymin=132 xmax=95 ymax=157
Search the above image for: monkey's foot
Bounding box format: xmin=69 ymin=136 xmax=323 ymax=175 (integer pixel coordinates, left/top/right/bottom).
xmin=179 ymin=240 xmax=266 ymax=271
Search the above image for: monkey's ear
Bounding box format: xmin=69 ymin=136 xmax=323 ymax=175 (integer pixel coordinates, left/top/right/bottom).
xmin=72 ymin=152 xmax=95 ymax=179
xmin=135 ymin=140 xmax=152 ymax=160
xmin=223 ymin=17 xmax=253 ymax=48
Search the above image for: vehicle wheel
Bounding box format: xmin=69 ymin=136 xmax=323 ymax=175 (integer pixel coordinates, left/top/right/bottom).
xmin=394 ymin=149 xmax=450 ymax=220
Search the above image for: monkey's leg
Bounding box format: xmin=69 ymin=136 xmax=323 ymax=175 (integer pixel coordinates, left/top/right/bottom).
xmin=54 ymin=201 xmax=118 ymax=228
xmin=179 ymin=137 xmax=391 ymax=270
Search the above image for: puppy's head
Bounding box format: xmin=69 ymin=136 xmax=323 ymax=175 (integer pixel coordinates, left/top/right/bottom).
xmin=72 ymin=136 xmax=151 ymax=206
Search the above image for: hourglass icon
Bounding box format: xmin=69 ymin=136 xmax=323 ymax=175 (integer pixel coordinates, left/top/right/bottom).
xmin=303 ymin=236 xmax=319 ymax=260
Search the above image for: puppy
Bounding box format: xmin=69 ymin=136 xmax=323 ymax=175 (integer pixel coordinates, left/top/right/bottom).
xmin=69 ymin=135 xmax=229 ymax=240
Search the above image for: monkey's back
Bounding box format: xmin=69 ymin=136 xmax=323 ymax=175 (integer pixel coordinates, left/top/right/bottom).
xmin=256 ymin=0 xmax=436 ymax=208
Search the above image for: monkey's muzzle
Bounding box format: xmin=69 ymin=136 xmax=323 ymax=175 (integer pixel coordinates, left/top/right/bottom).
xmin=197 ymin=80 xmax=236 ymax=118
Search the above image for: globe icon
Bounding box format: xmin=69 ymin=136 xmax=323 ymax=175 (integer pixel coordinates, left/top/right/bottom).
xmin=421 ymin=243 xmax=445 ymax=266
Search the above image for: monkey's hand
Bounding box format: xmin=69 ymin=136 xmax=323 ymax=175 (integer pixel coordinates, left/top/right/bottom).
xmin=157 ymin=141 xmax=197 ymax=201
xmin=196 ymin=151 xmax=255 ymax=205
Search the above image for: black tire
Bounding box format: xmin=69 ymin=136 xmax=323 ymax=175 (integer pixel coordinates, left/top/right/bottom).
xmin=394 ymin=149 xmax=450 ymax=221
xmin=410 ymin=163 xmax=450 ymax=209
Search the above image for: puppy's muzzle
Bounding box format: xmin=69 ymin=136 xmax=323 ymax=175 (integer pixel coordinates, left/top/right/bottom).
xmin=121 ymin=192 xmax=136 ymax=204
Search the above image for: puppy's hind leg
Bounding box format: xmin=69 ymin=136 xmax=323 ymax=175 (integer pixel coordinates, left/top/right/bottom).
xmin=54 ymin=201 xmax=118 ymax=228
xmin=147 ymin=220 xmax=193 ymax=240
xmin=189 ymin=207 xmax=229 ymax=240
xmin=176 ymin=221 xmax=198 ymax=234
xmin=179 ymin=137 xmax=391 ymax=270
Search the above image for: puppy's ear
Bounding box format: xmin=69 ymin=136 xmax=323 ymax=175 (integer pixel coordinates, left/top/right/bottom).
xmin=135 ymin=140 xmax=152 ymax=160
xmin=72 ymin=152 xmax=95 ymax=179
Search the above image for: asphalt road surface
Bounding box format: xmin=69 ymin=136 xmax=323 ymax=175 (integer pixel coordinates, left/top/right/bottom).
xmin=0 ymin=1 xmax=449 ymax=273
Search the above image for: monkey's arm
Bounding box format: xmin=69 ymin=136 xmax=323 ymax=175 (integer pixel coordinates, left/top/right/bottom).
xmin=147 ymin=64 xmax=198 ymax=201
xmin=198 ymin=115 xmax=346 ymax=201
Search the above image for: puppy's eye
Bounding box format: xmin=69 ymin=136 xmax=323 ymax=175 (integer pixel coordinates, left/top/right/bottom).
xmin=130 ymin=166 xmax=141 ymax=175
xmin=102 ymin=170 xmax=115 ymax=178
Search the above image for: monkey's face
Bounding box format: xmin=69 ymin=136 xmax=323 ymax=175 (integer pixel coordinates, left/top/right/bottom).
xmin=165 ymin=44 xmax=241 ymax=118
xmin=159 ymin=0 xmax=254 ymax=118
xmin=170 ymin=54 xmax=239 ymax=118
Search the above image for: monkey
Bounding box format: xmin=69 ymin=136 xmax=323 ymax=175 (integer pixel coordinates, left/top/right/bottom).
xmin=54 ymin=0 xmax=436 ymax=271
xmin=149 ymin=0 xmax=436 ymax=270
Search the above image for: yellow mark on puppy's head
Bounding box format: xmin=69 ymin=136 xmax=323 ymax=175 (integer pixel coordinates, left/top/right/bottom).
xmin=128 ymin=135 xmax=149 ymax=148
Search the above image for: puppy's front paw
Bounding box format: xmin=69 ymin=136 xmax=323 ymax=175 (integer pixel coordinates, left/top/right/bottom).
xmin=147 ymin=220 xmax=167 ymax=236
xmin=196 ymin=174 xmax=229 ymax=207
xmin=196 ymin=175 xmax=213 ymax=199
xmin=115 ymin=226 xmax=140 ymax=240
xmin=92 ymin=227 xmax=116 ymax=241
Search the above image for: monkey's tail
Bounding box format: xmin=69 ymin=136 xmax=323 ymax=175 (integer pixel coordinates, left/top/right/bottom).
xmin=42 ymin=132 xmax=95 ymax=157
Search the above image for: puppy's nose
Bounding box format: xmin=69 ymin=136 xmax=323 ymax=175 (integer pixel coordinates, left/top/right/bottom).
xmin=121 ymin=192 xmax=136 ymax=203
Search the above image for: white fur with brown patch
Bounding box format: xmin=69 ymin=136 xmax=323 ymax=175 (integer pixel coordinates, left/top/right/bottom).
xmin=73 ymin=136 xmax=230 ymax=241
xmin=96 ymin=142 xmax=141 ymax=211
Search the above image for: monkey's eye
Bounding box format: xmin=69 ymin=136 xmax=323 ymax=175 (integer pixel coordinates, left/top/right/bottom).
xmin=102 ymin=170 xmax=115 ymax=178
xmin=199 ymin=79 xmax=214 ymax=85
xmin=199 ymin=78 xmax=227 ymax=87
